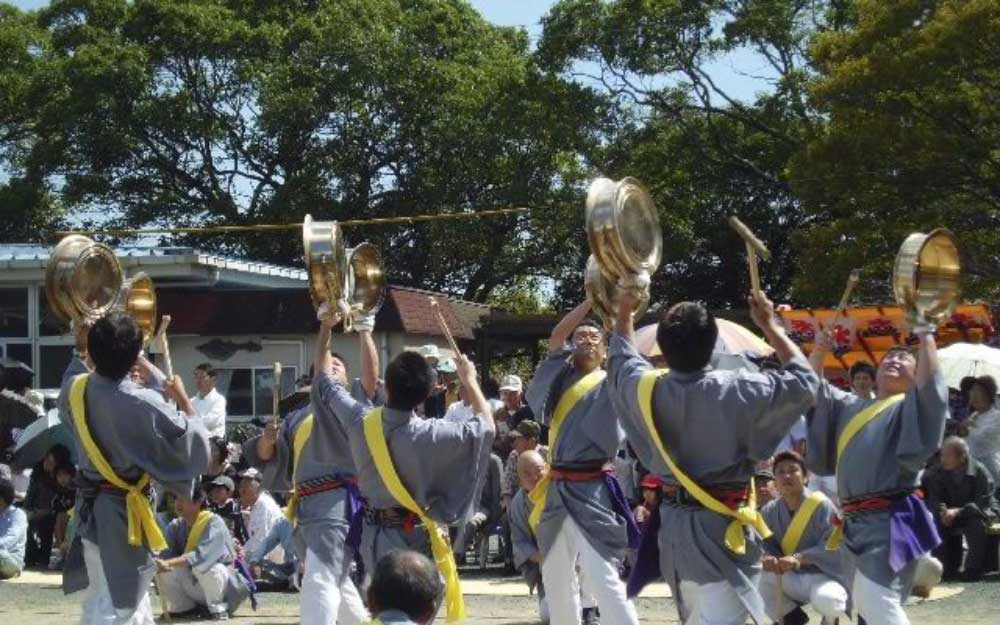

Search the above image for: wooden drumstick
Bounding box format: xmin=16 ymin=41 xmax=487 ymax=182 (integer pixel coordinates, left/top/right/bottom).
xmin=272 ymin=362 xmax=282 ymax=426
xmin=156 ymin=315 xmax=174 ymax=382
xmin=728 ymin=216 xmax=771 ymax=299
xmin=428 ymin=297 xmax=460 ymax=355
xmin=831 ymin=269 xmax=861 ymax=326
xmin=153 ymin=572 xmax=172 ymax=622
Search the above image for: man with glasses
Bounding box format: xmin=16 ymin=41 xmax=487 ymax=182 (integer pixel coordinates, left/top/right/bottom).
xmin=192 ymin=364 xmax=227 ymax=440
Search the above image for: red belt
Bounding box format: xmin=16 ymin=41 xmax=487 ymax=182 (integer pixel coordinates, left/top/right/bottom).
xmin=837 ymin=489 xmax=923 ymax=523
xmin=662 ymin=485 xmax=750 ymax=511
xmin=549 ymin=463 xmax=612 ymax=483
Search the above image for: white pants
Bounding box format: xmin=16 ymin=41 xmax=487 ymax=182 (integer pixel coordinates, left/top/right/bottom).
xmin=540 ymin=517 xmax=639 ymax=625
xmin=677 ymin=579 xmax=748 ymax=625
xmin=159 ymin=563 xmax=229 ymax=616
xmin=80 ymin=539 xmax=155 ymax=625
xmin=759 ymin=571 xmax=848 ymax=623
xmin=853 ymin=570 xmax=911 ymax=625
xmin=300 ymin=548 xmax=370 ymax=625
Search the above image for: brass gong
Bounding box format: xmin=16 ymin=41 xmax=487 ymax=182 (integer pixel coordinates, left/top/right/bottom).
xmin=345 ymin=243 xmax=386 ymax=318
xmin=584 ymin=255 xmax=648 ymax=329
xmin=45 ymin=235 xmax=124 ymax=323
xmin=892 ymin=229 xmax=961 ymax=327
xmin=585 ymin=177 xmax=663 ymax=280
xmin=302 ymin=214 xmax=348 ymax=311
xmin=119 ymin=272 xmax=158 ymax=345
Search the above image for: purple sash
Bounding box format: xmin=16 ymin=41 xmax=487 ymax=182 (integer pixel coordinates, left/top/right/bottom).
xmin=233 ymin=557 xmax=258 ymax=610
xmin=626 ymin=505 xmax=661 ymax=598
xmin=345 ymin=480 xmax=365 ymax=550
xmin=603 ymin=473 xmax=640 ymax=549
xmin=888 ymin=493 xmax=941 ymax=573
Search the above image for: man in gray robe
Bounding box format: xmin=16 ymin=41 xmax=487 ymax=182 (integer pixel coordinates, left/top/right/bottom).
xmin=808 ymin=329 xmax=947 ymax=625
xmin=155 ymin=490 xmax=250 ymax=619
xmin=758 ymin=451 xmax=848 ymax=625
xmin=509 ymin=450 xmax=548 ymax=622
xmin=525 ymin=301 xmax=639 ymax=625
xmin=608 ymin=290 xmax=819 ymax=625
xmin=242 ymin=305 xmax=380 ymax=625
xmin=59 ymin=313 xmax=212 ymax=625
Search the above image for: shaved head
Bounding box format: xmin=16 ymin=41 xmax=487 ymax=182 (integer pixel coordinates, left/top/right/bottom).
xmin=517 ymin=449 xmax=547 ymax=493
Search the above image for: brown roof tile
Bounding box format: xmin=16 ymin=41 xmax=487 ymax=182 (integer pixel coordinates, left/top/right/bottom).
xmin=386 ymin=287 xmax=478 ymax=340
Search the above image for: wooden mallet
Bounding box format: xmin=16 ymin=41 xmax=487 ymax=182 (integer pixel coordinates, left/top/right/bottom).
xmin=155 ymin=315 xmax=174 ymax=382
xmin=830 ymin=269 xmax=861 ymax=328
xmin=428 ymin=297 xmax=461 ymax=355
xmin=272 ymin=362 xmax=282 ymax=427
xmin=728 ymin=216 xmax=772 ymax=299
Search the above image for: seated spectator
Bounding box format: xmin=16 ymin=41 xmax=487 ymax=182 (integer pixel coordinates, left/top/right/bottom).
xmin=206 ymin=475 xmax=248 ymax=545
xmin=758 ymin=451 xmax=848 ymax=625
xmin=203 ymin=437 xmax=237 ymax=483
xmin=494 ymin=375 xmax=529 ymax=455
xmin=247 ymin=515 xmax=299 ymax=590
xmin=502 ymin=420 xmax=548 ymax=502
xmin=456 ymin=452 xmax=503 ymax=568
xmin=49 ymin=463 xmax=76 ymax=570
xmin=508 ymin=450 xmax=549 ymax=622
xmin=965 ymin=375 xmax=1000 ymax=486
xmin=0 ymin=478 xmax=27 ymax=579
xmin=922 ymin=436 xmax=1000 ymax=581
xmin=632 ymin=474 xmax=663 ymax=531
xmin=155 ymin=490 xmax=251 ymax=619
xmin=367 ymin=549 xmax=443 ymax=625
xmin=443 ymin=378 xmax=477 ymax=423
xmin=237 ymin=469 xmax=284 ymax=567
xmin=849 ymin=361 xmax=876 ymax=400
xmin=24 ymin=444 xmax=71 ymax=568
xmin=753 ymin=466 xmax=778 ymax=508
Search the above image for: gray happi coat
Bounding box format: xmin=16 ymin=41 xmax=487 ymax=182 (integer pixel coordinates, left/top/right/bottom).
xmin=242 ymin=376 xmax=380 ymax=570
xmin=59 ymin=357 xmax=212 ymax=610
xmin=759 ymin=492 xmax=848 ymax=588
xmin=606 ymin=334 xmax=818 ymax=624
xmin=806 ymin=374 xmax=947 ymax=598
xmin=508 ymin=488 xmax=543 ymax=593
xmin=163 ymin=512 xmax=249 ymax=613
xmin=524 ymin=347 xmax=628 ymax=562
xmin=328 ymin=382 xmax=494 ymax=575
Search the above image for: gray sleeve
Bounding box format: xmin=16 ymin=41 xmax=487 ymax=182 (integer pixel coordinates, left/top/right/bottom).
xmin=797 ymin=499 xmax=843 ymax=574
xmin=508 ymin=493 xmax=537 ymax=569
xmin=733 ymin=358 xmax=820 ymax=462
xmin=524 ymin=349 xmax=572 ymax=425
xmin=806 ymin=381 xmax=854 ymax=476
xmin=163 ymin=520 xmax=185 ymax=558
xmin=419 ymin=419 xmax=497 ymax=523
xmin=241 ymin=431 xmax=292 ymax=493
xmin=313 ymin=373 xmax=367 ymax=428
xmin=896 ymin=369 xmax=948 ymax=472
xmin=606 ymin=334 xmax=660 ymax=471
xmin=186 ymin=516 xmax=233 ymax=574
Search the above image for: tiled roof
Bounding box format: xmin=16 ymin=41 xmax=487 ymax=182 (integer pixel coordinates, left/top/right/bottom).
xmin=386 ymin=287 xmax=479 ymax=340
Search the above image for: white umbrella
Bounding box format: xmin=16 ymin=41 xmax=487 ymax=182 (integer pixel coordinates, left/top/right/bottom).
xmin=936 ymin=342 xmax=1000 ymax=389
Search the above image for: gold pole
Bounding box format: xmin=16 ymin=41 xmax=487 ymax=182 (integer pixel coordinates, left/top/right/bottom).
xmin=55 ymin=207 xmax=531 ymax=237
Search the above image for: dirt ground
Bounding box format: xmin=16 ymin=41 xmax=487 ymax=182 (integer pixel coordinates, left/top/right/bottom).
xmin=1 ymin=568 xmax=998 ymax=624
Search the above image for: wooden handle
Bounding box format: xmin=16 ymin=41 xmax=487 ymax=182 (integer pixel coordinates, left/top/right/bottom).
xmin=428 ymin=297 xmax=460 ymax=355
xmin=831 ymin=269 xmax=861 ymax=325
xmin=272 ymin=362 xmax=282 ymax=426
xmin=728 ymin=216 xmax=772 ymax=260
xmin=158 ymin=315 xmax=174 ymax=381
xmin=746 ymin=243 xmax=762 ymax=300
xmin=153 ymin=572 xmax=172 ymax=622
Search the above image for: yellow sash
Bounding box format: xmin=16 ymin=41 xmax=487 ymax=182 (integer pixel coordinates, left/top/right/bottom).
xmin=183 ymin=510 xmax=214 ymax=554
xmin=637 ymin=369 xmax=771 ymax=554
xmin=363 ymin=408 xmax=465 ymax=622
xmin=825 ymin=393 xmax=905 ymax=549
xmin=284 ymin=414 xmax=315 ymax=523
xmin=780 ymin=491 xmax=827 ymax=556
xmin=527 ymin=369 xmax=607 ymax=532
xmin=69 ymin=375 xmax=167 ymax=552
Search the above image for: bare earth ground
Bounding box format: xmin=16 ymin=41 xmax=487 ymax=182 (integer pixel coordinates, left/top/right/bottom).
xmin=1 ymin=568 xmax=997 ymax=624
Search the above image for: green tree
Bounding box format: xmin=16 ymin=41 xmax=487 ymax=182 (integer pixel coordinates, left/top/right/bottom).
xmin=789 ymin=0 xmax=1000 ymax=305
xmin=0 ymin=0 xmax=601 ymax=302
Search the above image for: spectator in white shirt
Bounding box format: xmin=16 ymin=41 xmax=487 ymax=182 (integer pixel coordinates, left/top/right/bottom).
xmin=191 ymin=363 xmax=227 ymax=439
xmin=443 ymin=378 xmax=477 ymax=423
xmin=237 ymin=468 xmax=284 ymax=566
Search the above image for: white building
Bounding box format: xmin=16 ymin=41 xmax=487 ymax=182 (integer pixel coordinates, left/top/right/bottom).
xmin=0 ymin=245 xmax=489 ymax=423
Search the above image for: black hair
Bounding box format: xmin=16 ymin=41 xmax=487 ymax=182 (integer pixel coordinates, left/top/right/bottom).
xmin=482 ymin=377 xmax=500 ymax=399
xmin=56 ymin=463 xmax=77 ymax=477
xmin=195 ymin=363 xmax=217 ymax=378
xmin=88 ymin=313 xmax=143 ymax=380
xmin=656 ymin=302 xmax=718 ymax=373
xmin=849 ymin=361 xmax=876 ymax=381
xmin=881 ymin=346 xmax=915 ymax=363
xmin=1 ymin=367 xmax=32 ymax=392
xmin=575 ymin=319 xmax=604 ymax=334
xmin=772 ymin=450 xmax=808 ymax=475
xmin=971 ymin=375 xmax=998 ymax=404
xmin=385 ymin=352 xmax=433 ymax=412
xmin=960 ymin=376 xmax=977 ymax=393
xmin=329 ymin=352 xmax=350 ymax=372
xmin=47 ymin=444 xmax=72 ymax=469
xmin=209 ymin=437 xmax=228 ymax=462
xmin=368 ymin=550 xmax=442 ymax=622
xmin=0 ymin=479 xmax=14 ymax=506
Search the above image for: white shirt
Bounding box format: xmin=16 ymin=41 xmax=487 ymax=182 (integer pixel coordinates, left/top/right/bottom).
xmin=242 ymin=492 xmax=284 ymax=565
xmin=444 ymin=400 xmax=476 ymax=423
xmin=191 ymin=388 xmax=227 ymax=439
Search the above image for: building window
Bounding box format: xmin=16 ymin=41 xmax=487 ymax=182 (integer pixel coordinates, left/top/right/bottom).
xmin=0 ymin=288 xmax=29 ymax=338
xmin=39 ymin=288 xmax=70 ymax=337
xmin=0 ymin=342 xmax=33 ymax=370
xmin=214 ymin=366 xmax=297 ymax=420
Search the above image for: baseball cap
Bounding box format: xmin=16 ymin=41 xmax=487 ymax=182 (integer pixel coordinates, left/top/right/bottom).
xmin=753 ymin=468 xmax=775 ymax=482
xmin=417 ymin=344 xmax=441 ymax=361
xmin=640 ymin=474 xmax=664 ymax=490
xmin=499 ymin=374 xmax=523 ymax=393
xmin=208 ymin=475 xmax=235 ymax=492
xmin=510 ymin=419 xmax=540 ymax=439
xmin=238 ymin=468 xmax=262 ymax=482
xmin=436 ymin=358 xmax=457 ymax=374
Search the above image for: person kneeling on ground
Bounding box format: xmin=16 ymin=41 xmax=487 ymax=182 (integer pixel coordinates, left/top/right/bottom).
xmin=367 ymin=549 xmax=443 ymax=625
xmin=0 ymin=478 xmax=27 ymax=579
xmin=155 ymin=490 xmax=251 ymax=620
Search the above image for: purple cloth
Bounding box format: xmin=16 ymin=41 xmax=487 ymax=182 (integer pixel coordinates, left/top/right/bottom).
xmin=626 ymin=505 xmax=661 ymax=598
xmin=888 ymin=493 xmax=941 ymax=574
xmin=345 ymin=480 xmax=364 ymax=551
xmin=603 ymin=473 xmax=640 ymax=549
xmin=234 ymin=557 xmax=258 ymax=611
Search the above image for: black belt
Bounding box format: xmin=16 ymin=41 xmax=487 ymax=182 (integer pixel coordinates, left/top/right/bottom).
xmin=364 ymin=503 xmax=423 ymax=530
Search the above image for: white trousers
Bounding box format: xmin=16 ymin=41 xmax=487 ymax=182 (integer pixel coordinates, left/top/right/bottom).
xmin=540 ymin=517 xmax=639 ymax=625
xmin=80 ymin=539 xmax=155 ymax=625
xmin=853 ymin=569 xmax=911 ymax=625
xmin=300 ymin=548 xmax=370 ymax=625
xmin=677 ymin=579 xmax=747 ymax=625
xmin=159 ymin=563 xmax=229 ymax=616
xmin=759 ymin=571 xmax=848 ymax=623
